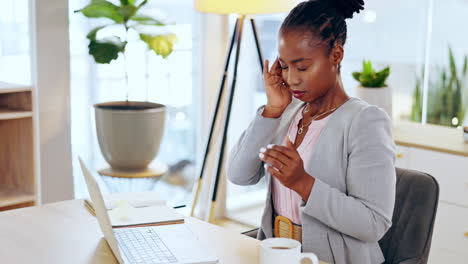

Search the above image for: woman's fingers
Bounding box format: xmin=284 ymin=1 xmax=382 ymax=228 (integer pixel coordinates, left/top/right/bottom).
xmin=266 ymin=144 xmax=297 ymax=159
xmin=259 ymin=151 xmax=285 ymax=171
xmin=271 ymin=58 xmax=281 ymax=74
xmin=263 ymin=59 xmax=269 ymax=75
xmin=265 ymin=164 xmax=282 ymax=178
xmin=264 ymin=59 xmax=278 ymax=74
xmin=261 ymin=146 xmax=293 ymax=161
xmin=284 ymin=140 xmax=298 ymax=154
xmin=263 ymin=58 xmax=283 ymax=80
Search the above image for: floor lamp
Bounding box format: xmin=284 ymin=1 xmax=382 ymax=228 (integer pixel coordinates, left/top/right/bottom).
xmin=190 ymin=0 xmax=296 ymax=221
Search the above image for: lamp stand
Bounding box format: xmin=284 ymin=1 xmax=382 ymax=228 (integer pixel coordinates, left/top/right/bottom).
xmin=190 ymin=16 xmax=264 ymax=222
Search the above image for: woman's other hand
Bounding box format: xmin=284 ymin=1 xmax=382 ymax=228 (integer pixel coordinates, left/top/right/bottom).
xmin=262 ymin=58 xmax=292 ymax=118
xmin=259 ymin=138 xmax=314 ymax=201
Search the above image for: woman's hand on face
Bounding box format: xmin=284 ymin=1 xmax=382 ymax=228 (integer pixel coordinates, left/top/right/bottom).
xmin=263 ymin=58 xmax=292 ymax=117
xmin=258 ymin=138 xmax=314 ymax=200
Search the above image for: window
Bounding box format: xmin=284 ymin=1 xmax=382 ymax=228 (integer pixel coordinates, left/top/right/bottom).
xmin=419 ymin=0 xmax=468 ymax=127
xmin=69 ymin=0 xmax=201 ymax=207
xmin=0 ymin=0 xmax=30 ymax=84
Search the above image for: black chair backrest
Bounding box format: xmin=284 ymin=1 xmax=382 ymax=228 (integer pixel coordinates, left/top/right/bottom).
xmin=379 ymin=168 xmax=439 ymax=264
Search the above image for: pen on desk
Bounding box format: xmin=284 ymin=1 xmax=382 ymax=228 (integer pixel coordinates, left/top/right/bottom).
xmin=129 ymin=205 xmax=186 ymax=209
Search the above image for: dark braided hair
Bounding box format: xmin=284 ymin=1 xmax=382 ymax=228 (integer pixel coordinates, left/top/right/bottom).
xmin=281 ymin=0 xmax=365 ymax=52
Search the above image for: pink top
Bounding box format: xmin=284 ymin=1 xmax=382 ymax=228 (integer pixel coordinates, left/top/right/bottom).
xmin=271 ymin=106 xmax=330 ymax=225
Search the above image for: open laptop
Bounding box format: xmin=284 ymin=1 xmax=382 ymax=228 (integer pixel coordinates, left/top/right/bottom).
xmin=79 ymin=158 xmax=218 ymax=264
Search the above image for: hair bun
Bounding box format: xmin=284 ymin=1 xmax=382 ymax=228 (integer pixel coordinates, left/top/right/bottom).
xmin=322 ymin=0 xmax=365 ymax=19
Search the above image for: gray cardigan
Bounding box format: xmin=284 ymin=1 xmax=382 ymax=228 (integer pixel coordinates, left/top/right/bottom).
xmin=227 ymin=97 xmax=396 ymax=264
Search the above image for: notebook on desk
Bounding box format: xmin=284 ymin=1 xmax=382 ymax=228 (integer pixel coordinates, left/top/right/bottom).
xmin=84 ymin=192 xmax=184 ymax=228
xmin=85 ymin=190 xmax=167 ymax=210
xmin=79 ymin=157 xmax=218 ymax=264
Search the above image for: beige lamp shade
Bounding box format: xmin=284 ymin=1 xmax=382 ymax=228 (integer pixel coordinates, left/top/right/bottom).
xmin=194 ymin=0 xmax=298 ymax=15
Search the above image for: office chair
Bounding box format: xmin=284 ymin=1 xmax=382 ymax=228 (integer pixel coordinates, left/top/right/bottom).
xmin=241 ymin=168 xmax=440 ymax=264
xmin=379 ymin=168 xmax=439 ymax=264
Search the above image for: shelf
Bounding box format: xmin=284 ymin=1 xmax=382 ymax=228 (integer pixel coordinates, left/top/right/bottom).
xmin=0 ymin=82 xmax=36 ymax=211
xmin=0 ymin=109 xmax=33 ymax=120
xmin=0 ymin=186 xmax=35 ymax=208
xmin=394 ymin=120 xmax=468 ymax=157
xmin=0 ymin=82 xmax=31 ymax=94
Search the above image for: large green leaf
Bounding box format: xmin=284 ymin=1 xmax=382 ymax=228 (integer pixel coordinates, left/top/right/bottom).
xmin=130 ymin=15 xmax=166 ymax=26
xmin=137 ymin=0 xmax=148 ymax=9
xmin=140 ymin=33 xmax=177 ymax=58
xmin=88 ymin=37 xmax=126 ymax=64
xmin=76 ymin=1 xmax=124 ymax=23
xmin=120 ymin=0 xmax=136 ymax=5
xmin=118 ymin=5 xmax=138 ymax=21
xmin=86 ymin=25 xmax=108 ymax=41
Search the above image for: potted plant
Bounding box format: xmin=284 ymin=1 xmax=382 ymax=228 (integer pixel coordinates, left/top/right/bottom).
xmin=353 ymin=60 xmax=392 ymax=118
xmin=411 ymin=47 xmax=468 ymax=127
xmin=75 ymin=0 xmax=177 ymax=174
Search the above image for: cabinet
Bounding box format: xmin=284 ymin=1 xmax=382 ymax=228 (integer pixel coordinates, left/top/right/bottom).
xmin=395 ymin=144 xmax=468 ymax=263
xmin=395 ymin=145 xmax=411 ymax=169
xmin=0 ymin=82 xmax=36 ymax=210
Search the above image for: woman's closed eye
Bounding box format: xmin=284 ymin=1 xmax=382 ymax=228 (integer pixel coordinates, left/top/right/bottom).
xmin=295 ymin=63 xmax=310 ymax=71
xmin=280 ymin=66 xmax=307 ymax=71
xmin=279 ymin=62 xmax=308 ymax=71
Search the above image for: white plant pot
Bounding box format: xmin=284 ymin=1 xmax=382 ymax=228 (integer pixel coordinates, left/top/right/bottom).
xmin=94 ymin=101 xmax=166 ymax=171
xmin=355 ymin=85 xmax=393 ymax=119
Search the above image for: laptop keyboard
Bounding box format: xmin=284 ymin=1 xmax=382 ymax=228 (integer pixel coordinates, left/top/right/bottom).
xmin=114 ymin=227 xmax=178 ymax=264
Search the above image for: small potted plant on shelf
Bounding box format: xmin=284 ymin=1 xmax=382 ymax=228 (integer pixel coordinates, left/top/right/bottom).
xmin=353 ymin=60 xmax=392 ymax=118
xmin=75 ymin=0 xmax=177 ymax=176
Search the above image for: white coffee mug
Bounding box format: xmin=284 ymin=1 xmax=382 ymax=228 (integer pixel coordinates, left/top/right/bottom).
xmin=260 ymin=238 xmax=319 ymax=264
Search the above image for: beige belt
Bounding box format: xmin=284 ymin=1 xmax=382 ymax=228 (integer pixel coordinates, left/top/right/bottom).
xmin=274 ymin=215 xmax=302 ymax=242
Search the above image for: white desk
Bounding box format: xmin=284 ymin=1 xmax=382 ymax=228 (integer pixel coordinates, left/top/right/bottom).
xmin=0 ymin=199 xmax=326 ymax=264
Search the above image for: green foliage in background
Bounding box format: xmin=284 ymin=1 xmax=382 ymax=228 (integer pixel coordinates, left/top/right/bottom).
xmin=411 ymin=47 xmax=468 ymax=127
xmin=75 ymin=0 xmax=177 ymax=64
xmin=352 ymin=60 xmax=390 ymax=88
xmin=411 ymin=72 xmax=423 ymax=122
